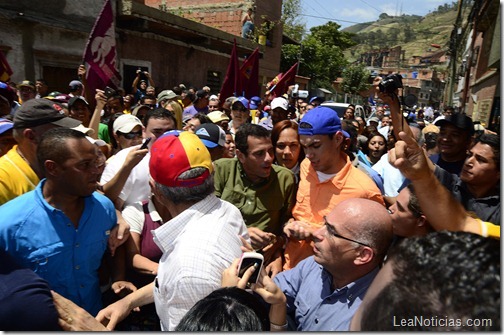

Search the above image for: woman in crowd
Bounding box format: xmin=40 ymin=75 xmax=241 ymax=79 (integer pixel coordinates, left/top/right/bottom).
xmin=223 ymin=130 xmax=236 ymax=158
xmin=165 ymin=100 xmax=183 ymax=130
xmin=271 ymin=120 xmax=304 ymax=183
xmin=359 ymin=131 xmax=387 ymax=167
xmin=228 ymin=98 xmax=250 ymax=139
xmin=109 ymin=114 xmax=143 ymax=157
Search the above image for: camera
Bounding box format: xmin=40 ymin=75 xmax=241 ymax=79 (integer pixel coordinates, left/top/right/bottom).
xmin=291 ymin=84 xmax=309 ymax=99
xmin=104 ymin=86 xmax=116 ymax=99
xmin=379 ymin=74 xmax=403 ymax=94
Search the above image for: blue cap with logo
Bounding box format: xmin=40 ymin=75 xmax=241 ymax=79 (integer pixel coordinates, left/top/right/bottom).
xmin=232 ymin=96 xmax=249 ymax=110
xmin=298 ymin=106 xmax=349 ymax=138
xmin=249 ymin=96 xmax=261 ymax=109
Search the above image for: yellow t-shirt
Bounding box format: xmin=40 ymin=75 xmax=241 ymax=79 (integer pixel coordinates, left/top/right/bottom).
xmin=0 ymin=145 xmax=39 ymax=205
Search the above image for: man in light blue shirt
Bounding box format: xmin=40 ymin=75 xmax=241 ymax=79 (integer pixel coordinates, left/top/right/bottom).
xmin=275 ymin=198 xmax=393 ymax=331
xmin=0 ymin=128 xmax=120 ymax=316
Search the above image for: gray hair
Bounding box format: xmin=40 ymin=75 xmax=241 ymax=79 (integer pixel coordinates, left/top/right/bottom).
xmin=155 ymin=167 xmax=214 ymax=204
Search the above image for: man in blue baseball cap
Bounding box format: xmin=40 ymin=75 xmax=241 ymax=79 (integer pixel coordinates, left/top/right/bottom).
xmin=282 ymin=106 xmax=385 ymax=270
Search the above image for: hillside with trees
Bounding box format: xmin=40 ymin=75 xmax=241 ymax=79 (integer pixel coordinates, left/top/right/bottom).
xmin=343 ymin=1 xmax=471 ymax=62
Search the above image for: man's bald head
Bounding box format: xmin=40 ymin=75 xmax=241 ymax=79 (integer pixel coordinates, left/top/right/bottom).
xmin=327 ymin=198 xmax=393 ymax=263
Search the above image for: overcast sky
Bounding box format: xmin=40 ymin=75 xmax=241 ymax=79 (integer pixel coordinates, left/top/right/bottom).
xmin=299 ymin=0 xmax=456 ymax=30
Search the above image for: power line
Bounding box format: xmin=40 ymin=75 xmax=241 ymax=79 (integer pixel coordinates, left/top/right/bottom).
xmin=301 ymin=13 xmax=444 ymax=34
xmin=359 ymin=0 xmax=382 ymax=13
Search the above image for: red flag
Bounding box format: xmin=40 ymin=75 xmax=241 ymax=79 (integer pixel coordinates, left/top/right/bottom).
xmin=268 ymin=62 xmax=298 ymax=98
xmin=0 ymin=50 xmax=13 ymax=82
xmin=239 ymin=47 xmax=260 ymax=98
xmin=219 ymin=40 xmax=241 ymax=102
xmin=83 ymin=0 xmax=121 ymax=95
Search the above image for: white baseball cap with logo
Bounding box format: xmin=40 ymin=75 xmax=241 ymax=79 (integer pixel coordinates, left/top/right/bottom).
xmin=271 ymin=97 xmax=288 ymax=110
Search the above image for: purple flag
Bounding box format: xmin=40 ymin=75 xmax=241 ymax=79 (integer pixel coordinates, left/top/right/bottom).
xmin=83 ymin=0 xmax=121 ymax=95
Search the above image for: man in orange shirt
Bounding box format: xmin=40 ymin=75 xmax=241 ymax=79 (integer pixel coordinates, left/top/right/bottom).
xmin=283 ymin=106 xmax=384 ymax=270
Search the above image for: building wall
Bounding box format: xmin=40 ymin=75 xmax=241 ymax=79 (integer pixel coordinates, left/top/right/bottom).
xmin=145 ymin=0 xmax=283 ymax=91
xmin=466 ymin=73 xmax=499 ymax=126
xmin=118 ymin=31 xmax=230 ymax=94
xmin=0 ymin=0 xmax=270 ymax=97
xmin=146 ymin=0 xmax=249 ymax=37
xmin=0 ymin=7 xmax=94 ymax=93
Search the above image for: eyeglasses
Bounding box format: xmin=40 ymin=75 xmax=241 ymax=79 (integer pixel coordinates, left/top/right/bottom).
xmin=323 ymin=216 xmax=372 ymax=248
xmin=144 ymin=104 xmax=156 ymax=109
xmin=118 ymin=130 xmax=143 ymax=139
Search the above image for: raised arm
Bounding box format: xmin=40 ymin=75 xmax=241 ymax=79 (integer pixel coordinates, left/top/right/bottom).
xmin=101 ymin=146 xmax=148 ymax=206
xmin=144 ymin=71 xmax=155 ymax=88
xmin=373 ymin=76 xmax=414 ymax=140
xmin=88 ymin=89 xmax=107 ymax=140
xmin=389 ymin=131 xmax=494 ymax=237
xmin=131 ymin=69 xmax=141 ymax=94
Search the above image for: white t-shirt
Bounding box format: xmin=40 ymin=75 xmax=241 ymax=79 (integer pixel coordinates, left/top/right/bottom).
xmin=372 ymin=154 xmax=405 ymax=197
xmin=122 ymin=200 xmax=162 ymax=235
xmin=100 ymin=146 xmax=151 ymax=207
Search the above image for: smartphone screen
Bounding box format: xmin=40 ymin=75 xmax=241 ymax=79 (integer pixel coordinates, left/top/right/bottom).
xmin=238 ymin=255 xmax=263 ymax=284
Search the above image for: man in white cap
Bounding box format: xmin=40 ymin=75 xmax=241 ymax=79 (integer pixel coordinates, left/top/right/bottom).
xmin=207 ymin=110 xmax=229 ymax=131
xmin=259 ymin=96 xmax=289 ymax=131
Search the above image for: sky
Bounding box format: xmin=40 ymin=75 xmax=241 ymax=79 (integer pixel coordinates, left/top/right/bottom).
xmin=299 ymin=0 xmax=456 ymax=30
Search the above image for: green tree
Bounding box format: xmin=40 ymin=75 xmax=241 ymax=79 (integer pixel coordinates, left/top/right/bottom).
xmin=309 ymin=22 xmax=356 ymax=50
xmin=281 ymin=21 xmax=355 ymax=90
xmin=341 ymin=64 xmax=370 ymax=97
xmin=379 ymin=13 xmax=390 ymax=20
xmin=281 ymin=0 xmax=306 ymax=41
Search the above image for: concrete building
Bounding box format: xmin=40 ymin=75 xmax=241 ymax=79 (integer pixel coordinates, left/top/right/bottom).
xmin=454 ymin=0 xmax=500 ymax=131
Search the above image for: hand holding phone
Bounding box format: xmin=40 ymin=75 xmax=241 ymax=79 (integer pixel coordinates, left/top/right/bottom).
xmin=238 ymin=252 xmax=264 ymax=285
xmin=140 ymin=137 xmax=152 ymax=150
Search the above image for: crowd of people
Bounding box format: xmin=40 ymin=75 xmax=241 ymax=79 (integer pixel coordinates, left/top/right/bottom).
xmin=0 ymin=67 xmax=500 ymax=331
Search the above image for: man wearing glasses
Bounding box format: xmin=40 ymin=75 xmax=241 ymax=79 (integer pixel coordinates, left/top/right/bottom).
xmin=282 ymin=106 xmax=384 ymax=270
xmin=273 ymin=198 xmax=393 ymax=331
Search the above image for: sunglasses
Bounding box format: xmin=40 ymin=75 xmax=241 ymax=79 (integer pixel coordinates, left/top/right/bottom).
xmin=323 ymin=216 xmax=371 ymax=248
xmin=118 ymin=130 xmax=143 ymax=139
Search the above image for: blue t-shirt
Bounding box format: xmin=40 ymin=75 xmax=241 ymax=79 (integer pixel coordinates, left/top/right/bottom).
xmin=274 ymin=256 xmax=378 ymax=331
xmin=0 ymin=179 xmax=117 ymax=316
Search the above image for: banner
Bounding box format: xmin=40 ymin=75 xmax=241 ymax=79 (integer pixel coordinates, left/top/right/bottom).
xmin=0 ymin=50 xmax=13 ymax=82
xmin=83 ymin=0 xmax=121 ymax=96
xmin=219 ymin=40 xmax=241 ymax=103
xmin=267 ymin=62 xmax=298 ymax=98
xmin=239 ymin=47 xmax=260 ymax=98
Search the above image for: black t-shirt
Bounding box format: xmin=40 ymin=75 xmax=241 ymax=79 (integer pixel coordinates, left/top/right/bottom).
xmin=430 ymin=154 xmax=465 ymax=175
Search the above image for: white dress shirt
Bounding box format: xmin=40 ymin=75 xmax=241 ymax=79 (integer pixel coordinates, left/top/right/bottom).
xmin=152 ymin=194 xmax=249 ymax=330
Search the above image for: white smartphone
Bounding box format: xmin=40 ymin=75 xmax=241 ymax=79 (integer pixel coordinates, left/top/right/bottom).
xmin=237 ymin=252 xmax=264 ymax=285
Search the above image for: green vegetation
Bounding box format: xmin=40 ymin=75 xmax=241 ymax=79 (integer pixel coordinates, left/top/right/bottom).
xmin=343 ymin=2 xmax=471 ymax=62
xmin=281 ymin=21 xmax=356 ymax=91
